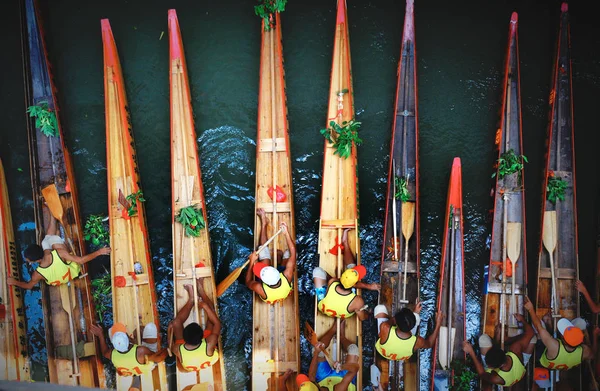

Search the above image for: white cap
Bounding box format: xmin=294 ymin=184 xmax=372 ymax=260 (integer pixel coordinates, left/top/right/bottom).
xmin=478 ymin=334 xmax=493 ymax=349
xmin=260 ymin=266 xmax=280 ymax=285
xmin=111 ymin=332 xmax=129 ymax=353
xmin=571 ymin=317 xmax=587 ymax=330
xmin=143 ymin=323 xmax=158 ymax=339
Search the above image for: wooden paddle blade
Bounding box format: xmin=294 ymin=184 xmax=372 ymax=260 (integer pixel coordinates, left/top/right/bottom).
xmin=543 ymin=211 xmax=558 ymax=253
xmin=42 ymin=184 xmax=64 ymax=221
xmin=507 ymin=222 xmax=522 ymax=263
xmin=216 ymin=259 xmax=250 ymax=297
xmin=304 ymin=321 xmax=319 ymax=346
xmin=401 ymin=201 xmax=415 ymax=240
xmin=438 ymin=326 xmax=456 ymax=370
xmin=59 ymin=284 xmax=75 ymax=314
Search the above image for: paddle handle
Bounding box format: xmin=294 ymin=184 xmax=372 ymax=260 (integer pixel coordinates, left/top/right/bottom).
xmin=64 ymin=283 xmax=81 ymax=376
xmin=255 ymin=227 xmax=284 ymax=256
xmin=401 ymin=237 xmax=409 ymax=303
xmin=548 ymin=251 xmax=559 ymax=316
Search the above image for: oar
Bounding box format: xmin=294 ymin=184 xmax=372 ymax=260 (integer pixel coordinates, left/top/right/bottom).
xmin=507 ymin=222 xmax=521 ymax=327
xmin=60 ymin=283 xmax=81 ymax=377
xmin=42 ymin=184 xmax=75 ymax=252
xmin=304 ymin=321 xmax=336 ymax=369
xmin=216 ymin=227 xmax=284 ymax=297
xmin=392 ymin=160 xmax=399 ymax=266
xmin=542 ymin=211 xmax=560 ymax=317
xmin=400 ymin=201 xmax=415 ymax=304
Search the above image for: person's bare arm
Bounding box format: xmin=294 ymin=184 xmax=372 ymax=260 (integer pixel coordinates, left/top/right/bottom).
xmin=201 ymin=301 xmax=221 ymax=355
xmin=512 ymin=313 xmax=534 ymax=354
xmin=59 ymin=247 xmax=111 ymax=265
xmin=354 ymin=281 xmax=381 ymax=291
xmin=137 ymin=345 xmax=168 ymax=363
xmin=307 ymin=344 xmax=323 ymax=382
xmin=89 ymin=324 xmax=112 ymax=360
xmin=463 ymin=341 xmax=504 ymax=385
xmin=280 ymin=222 xmax=296 ymax=282
xmin=349 ymin=296 xmax=369 ymax=320
xmin=334 ymin=364 xmax=358 ymax=391
xmin=7 ymin=271 xmax=44 ymax=290
xmin=244 ymin=252 xmax=265 ymax=295
xmin=576 ymin=280 xmax=600 ymax=314
xmin=378 ymin=321 xmax=391 ymax=340
xmin=523 ymin=296 xmax=558 ymax=351
xmin=417 ymin=311 xmax=443 ymax=349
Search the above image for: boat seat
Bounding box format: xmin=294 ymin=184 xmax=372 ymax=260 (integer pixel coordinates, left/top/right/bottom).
xmin=258 ymin=202 xmax=291 ymax=213
xmin=175 ymin=267 xmax=213 ymax=279
xmin=382 ymin=261 xmax=417 ymax=273
xmin=538 ymin=267 xmax=576 ymax=280
xmin=321 ymin=219 xmax=356 ymax=228
xmin=259 ymin=138 xmax=287 ymax=152
xmin=122 ymin=273 xmax=150 ymax=287
xmin=253 ymin=361 xmax=297 ymax=373
xmin=396 ymin=109 xmax=415 ymax=117
xmin=486 ymin=282 xmax=523 ymax=295
xmin=55 ymin=341 xmax=96 ymax=359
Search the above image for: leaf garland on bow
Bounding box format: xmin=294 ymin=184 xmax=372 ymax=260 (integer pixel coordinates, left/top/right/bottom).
xmin=254 ymin=0 xmax=287 ymax=31
xmin=175 ymin=205 xmax=206 ymax=237
xmin=320 ymin=119 xmax=362 ymax=159
xmin=27 ymin=101 xmax=59 ymax=137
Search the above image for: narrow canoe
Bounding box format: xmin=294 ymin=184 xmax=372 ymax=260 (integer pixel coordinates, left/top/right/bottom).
xmin=535 ymin=2 xmax=580 ymax=387
xmin=22 ymin=0 xmax=104 ymax=385
xmin=315 ymin=0 xmax=362 ymax=389
xmin=431 ymin=157 xmax=465 ymax=390
xmin=375 ymin=0 xmax=419 ymax=389
xmin=168 ymin=9 xmax=227 ymax=391
xmin=102 ymin=19 xmax=167 ymax=391
xmin=0 ymin=159 xmax=30 ymax=381
xmin=252 ymin=10 xmax=300 ymax=391
xmin=481 ymin=12 xmax=528 ymax=368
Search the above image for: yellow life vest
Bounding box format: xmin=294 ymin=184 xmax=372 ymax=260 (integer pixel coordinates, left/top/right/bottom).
xmin=36 ymin=250 xmax=81 ymax=286
xmin=299 ymin=381 xmax=320 ymax=390
xmin=540 ymin=340 xmax=583 ymax=370
xmin=318 ymin=282 xmax=356 ymax=319
xmin=318 ymin=376 xmax=356 ymax=391
xmin=491 ymin=352 xmax=526 ymax=386
xmin=375 ymin=326 xmax=417 ymax=361
xmin=262 ymin=273 xmax=293 ymax=304
xmin=111 ymin=345 xmax=154 ymax=376
xmin=179 ymin=339 xmax=219 ymax=371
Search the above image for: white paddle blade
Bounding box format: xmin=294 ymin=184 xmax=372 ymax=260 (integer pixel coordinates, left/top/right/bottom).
xmin=438 ymin=326 xmax=456 ymax=370
xmin=506 ymin=222 xmax=522 ymax=263
xmin=542 ymin=211 xmax=558 ymax=253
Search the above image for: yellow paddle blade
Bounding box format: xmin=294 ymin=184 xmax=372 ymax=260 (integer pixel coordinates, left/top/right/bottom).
xmin=42 ymin=184 xmax=64 ymax=221
xmin=216 ymin=259 xmax=249 ymax=297
xmin=506 ymin=222 xmax=522 ymax=264
xmin=542 ymin=211 xmax=557 ymax=254
xmin=401 ymin=201 xmax=416 ymax=241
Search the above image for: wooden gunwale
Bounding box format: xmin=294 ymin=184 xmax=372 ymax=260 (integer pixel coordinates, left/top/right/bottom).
xmin=102 ymin=19 xmax=167 ymax=391
xmin=21 ymin=0 xmax=104 ymax=385
xmin=315 ymin=0 xmax=362 ymax=389
xmin=0 ymin=159 xmax=30 ymax=381
xmin=252 ymin=11 xmax=300 ymax=391
xmin=375 ymin=0 xmax=419 ymax=389
xmin=168 ymin=9 xmax=226 ymax=391
xmin=430 ymin=158 xmax=466 ymax=391
xmin=481 ymin=11 xmax=528 ymax=370
xmin=535 ymin=3 xmax=580 ymax=388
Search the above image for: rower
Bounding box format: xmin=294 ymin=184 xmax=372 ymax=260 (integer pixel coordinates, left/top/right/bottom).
xmin=245 ymin=219 xmax=295 ymax=305
xmin=313 ymin=228 xmax=380 ymax=320
xmin=90 ymin=322 xmax=167 ymax=391
xmin=7 ymin=205 xmax=110 ymax=289
xmin=168 ymin=280 xmax=220 ymax=372
xmin=304 ymin=320 xmax=360 ymax=391
xmin=374 ymin=299 xmax=443 ymax=361
xmin=463 ymin=312 xmax=535 ymax=389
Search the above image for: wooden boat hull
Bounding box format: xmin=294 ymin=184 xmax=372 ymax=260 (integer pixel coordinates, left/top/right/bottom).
xmin=431 ymin=158 xmax=465 ymax=391
xmin=535 ymin=3 xmax=580 ymax=387
xmin=315 ymin=1 xmax=362 ymax=389
xmin=0 ymin=160 xmax=30 ymax=381
xmin=22 ymin=0 xmax=104 ymax=385
xmin=102 ymin=19 xmax=167 ymax=391
xmin=376 ymin=0 xmax=419 ymax=389
xmin=168 ymin=9 xmax=226 ymax=391
xmin=252 ymin=11 xmax=300 ymax=391
xmin=481 ymin=13 xmax=528 ymax=378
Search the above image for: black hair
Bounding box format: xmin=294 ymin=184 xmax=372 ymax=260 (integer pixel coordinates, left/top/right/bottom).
xmin=183 ymin=323 xmax=204 ymax=345
xmin=24 ymin=244 xmax=44 ymax=262
xmin=394 ymin=308 xmax=416 ymax=332
xmin=485 ymin=347 xmax=506 ymax=368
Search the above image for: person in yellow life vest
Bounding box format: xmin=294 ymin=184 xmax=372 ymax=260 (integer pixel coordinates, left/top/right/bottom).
xmin=7 ymin=205 xmax=110 ymax=289
xmin=168 ymin=280 xmax=221 ymax=372
xmin=313 ymin=228 xmax=380 ymax=321
xmin=374 ymin=299 xmax=443 ymax=362
xmin=245 ymin=218 xmax=296 ymax=305
xmin=463 ymin=312 xmax=535 ymax=390
xmin=90 ymin=322 xmax=167 ymax=391
xmin=305 ymin=319 xmax=359 ymax=391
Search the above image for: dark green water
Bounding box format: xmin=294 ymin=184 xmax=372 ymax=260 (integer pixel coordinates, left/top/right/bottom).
xmin=1 ymin=1 xmax=600 ymax=390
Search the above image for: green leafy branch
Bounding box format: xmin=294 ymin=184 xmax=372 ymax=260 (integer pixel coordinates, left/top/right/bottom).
xmin=254 ymin=0 xmax=287 ymax=31
xmin=394 ymin=176 xmax=411 ymax=203
xmin=175 ymin=205 xmax=206 ymax=237
xmin=91 ymin=271 xmax=112 ymax=323
xmin=84 ymin=215 xmax=109 ymax=247
xmin=492 ymin=149 xmax=528 ymax=180
xmin=27 ymin=101 xmax=59 ymax=137
xmin=547 ymin=172 xmax=568 ymax=204
xmin=449 ymin=360 xmax=477 ymax=391
xmin=126 ymin=190 xmax=145 ymax=217
xmin=320 ymin=120 xmax=362 ymax=159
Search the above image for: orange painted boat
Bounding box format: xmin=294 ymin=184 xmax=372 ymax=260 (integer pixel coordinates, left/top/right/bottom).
xmin=22 ymin=0 xmax=104 ymax=385
xmin=102 ymin=19 xmax=167 ymax=391
xmin=0 ymin=159 xmax=30 ymax=381
xmin=375 ymin=0 xmax=420 ymax=389
xmin=168 ymin=9 xmax=227 ymax=391
xmin=431 ymin=158 xmax=465 ymax=390
xmin=535 ymin=3 xmax=580 ymax=388
xmin=315 ymin=0 xmax=362 ymax=389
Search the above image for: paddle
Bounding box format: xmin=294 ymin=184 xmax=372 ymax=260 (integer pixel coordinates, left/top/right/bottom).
xmin=542 ymin=211 xmax=560 ymax=317
xmin=304 ymin=321 xmax=335 ymax=368
xmin=507 ymin=222 xmax=521 ymax=327
xmin=42 ymin=184 xmax=75 ymax=252
xmin=60 ymin=283 xmax=81 ymax=377
xmin=216 ymin=227 xmax=284 ymax=297
xmin=400 ymin=201 xmax=415 ymax=304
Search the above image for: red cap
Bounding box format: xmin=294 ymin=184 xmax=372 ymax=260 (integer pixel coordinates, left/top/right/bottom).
xmin=511 ymin=12 xmax=518 ymax=22
xmin=561 ymin=2 xmax=568 ymax=12
xmin=253 ymin=262 xmax=267 ymax=277
xmin=296 ymin=374 xmax=310 ymax=386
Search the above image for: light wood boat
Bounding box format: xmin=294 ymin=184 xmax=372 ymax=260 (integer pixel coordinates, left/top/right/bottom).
xmin=0 ymin=159 xmax=30 ymax=381
xmin=102 ymin=18 xmax=167 ymax=391
xmin=22 ymin=0 xmax=104 ymax=385
xmin=251 ymin=10 xmax=300 ymax=391
xmin=168 ymin=9 xmax=226 ymax=391
xmin=375 ymin=0 xmax=419 ymax=389
xmin=535 ymin=3 xmax=580 ymax=388
xmin=481 ymin=12 xmax=528 ymax=372
xmin=431 ymin=158 xmax=465 ymax=390
xmin=315 ymin=0 xmax=362 ymax=389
